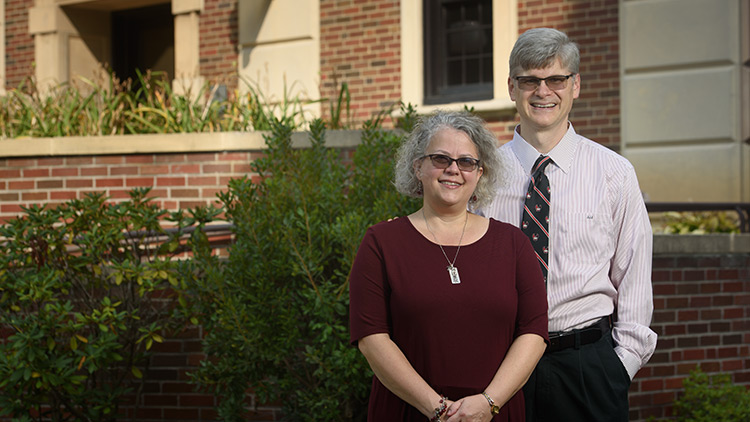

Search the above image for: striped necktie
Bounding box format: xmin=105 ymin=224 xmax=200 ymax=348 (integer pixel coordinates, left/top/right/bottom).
xmin=521 ymin=155 xmax=552 ymax=285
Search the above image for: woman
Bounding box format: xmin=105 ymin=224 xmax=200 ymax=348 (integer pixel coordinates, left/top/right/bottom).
xmin=349 ymin=110 xmax=548 ymax=422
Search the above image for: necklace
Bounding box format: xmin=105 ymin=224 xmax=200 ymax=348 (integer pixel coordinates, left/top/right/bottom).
xmin=422 ymin=209 xmax=468 ymax=285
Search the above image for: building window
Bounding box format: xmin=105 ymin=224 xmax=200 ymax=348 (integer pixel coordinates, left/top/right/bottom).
xmin=401 ymin=0 xmax=516 ymax=113
xmin=423 ymin=0 xmax=493 ymax=105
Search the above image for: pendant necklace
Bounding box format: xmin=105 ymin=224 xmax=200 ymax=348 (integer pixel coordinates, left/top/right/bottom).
xmin=422 ymin=209 xmax=468 ymax=285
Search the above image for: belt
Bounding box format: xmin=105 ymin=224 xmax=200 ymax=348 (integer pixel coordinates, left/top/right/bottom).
xmin=546 ymin=316 xmax=611 ymax=354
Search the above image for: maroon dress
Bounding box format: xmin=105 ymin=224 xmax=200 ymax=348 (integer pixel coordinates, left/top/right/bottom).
xmin=349 ymin=217 xmax=548 ymax=422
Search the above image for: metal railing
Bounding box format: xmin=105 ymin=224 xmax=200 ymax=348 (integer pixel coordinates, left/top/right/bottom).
xmin=645 ymin=202 xmax=750 ymax=233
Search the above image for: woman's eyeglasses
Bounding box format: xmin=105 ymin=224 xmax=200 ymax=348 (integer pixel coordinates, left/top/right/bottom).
xmin=514 ymin=73 xmax=576 ymax=91
xmin=421 ymin=154 xmax=480 ymax=172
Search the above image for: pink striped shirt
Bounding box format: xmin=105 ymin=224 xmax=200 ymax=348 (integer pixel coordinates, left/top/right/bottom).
xmin=480 ymin=124 xmax=657 ymax=379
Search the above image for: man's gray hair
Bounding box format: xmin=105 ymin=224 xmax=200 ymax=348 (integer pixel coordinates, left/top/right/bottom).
xmin=509 ymin=27 xmax=580 ymax=77
xmin=393 ymin=110 xmax=504 ymax=211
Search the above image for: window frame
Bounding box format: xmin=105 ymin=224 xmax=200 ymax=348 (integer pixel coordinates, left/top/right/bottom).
xmin=400 ymin=0 xmax=517 ymax=113
xmin=423 ymin=0 xmax=495 ymax=105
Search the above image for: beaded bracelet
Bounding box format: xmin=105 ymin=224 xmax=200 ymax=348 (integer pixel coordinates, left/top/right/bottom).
xmin=429 ymin=396 xmax=449 ymax=422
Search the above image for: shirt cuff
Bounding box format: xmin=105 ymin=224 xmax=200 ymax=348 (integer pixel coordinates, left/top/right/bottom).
xmin=614 ymin=346 xmax=641 ymax=380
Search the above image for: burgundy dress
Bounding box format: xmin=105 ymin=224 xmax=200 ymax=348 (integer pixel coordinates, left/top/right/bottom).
xmin=349 ymin=217 xmax=548 ymax=422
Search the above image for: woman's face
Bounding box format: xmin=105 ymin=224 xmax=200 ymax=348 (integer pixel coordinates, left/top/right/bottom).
xmin=416 ymin=127 xmax=483 ymax=210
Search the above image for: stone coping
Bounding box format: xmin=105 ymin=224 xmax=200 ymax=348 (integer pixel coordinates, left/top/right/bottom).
xmin=0 ymin=130 xmax=364 ymax=157
xmin=654 ymin=233 xmax=750 ymax=254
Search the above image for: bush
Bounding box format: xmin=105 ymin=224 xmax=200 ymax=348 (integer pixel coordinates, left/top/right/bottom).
xmin=0 ymin=70 xmax=348 ymax=139
xmin=183 ymin=106 xmax=420 ymax=420
xmin=674 ymin=367 xmax=750 ymax=421
xmin=0 ymin=188 xmax=212 ymax=421
xmin=662 ymin=211 xmax=740 ymax=234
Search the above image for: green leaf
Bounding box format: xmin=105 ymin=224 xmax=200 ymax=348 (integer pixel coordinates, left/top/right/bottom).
xmin=131 ymin=366 xmax=143 ymax=379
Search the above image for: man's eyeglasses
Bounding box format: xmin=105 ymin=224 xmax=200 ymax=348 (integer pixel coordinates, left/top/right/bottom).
xmin=421 ymin=154 xmax=481 ymax=172
xmin=514 ymin=73 xmax=576 ymax=91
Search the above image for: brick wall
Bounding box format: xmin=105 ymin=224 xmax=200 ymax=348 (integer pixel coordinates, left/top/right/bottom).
xmin=319 ymin=0 xmax=403 ymax=127
xmin=118 ymin=325 xmax=281 ymax=421
xmin=0 ymin=152 xmax=254 ymax=224
xmin=199 ymin=0 xmax=239 ymax=93
xmin=629 ymin=250 xmax=750 ymax=421
xmin=4 ymin=0 xmax=35 ymax=90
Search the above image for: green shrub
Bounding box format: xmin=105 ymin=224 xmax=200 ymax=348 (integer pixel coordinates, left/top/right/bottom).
xmin=0 ymin=188 xmax=212 ymax=421
xmin=674 ymin=367 xmax=750 ymax=421
xmin=183 ymin=106 xmax=420 ymax=421
xmin=0 ymin=70 xmax=331 ymax=139
xmin=662 ymin=211 xmax=740 ymax=234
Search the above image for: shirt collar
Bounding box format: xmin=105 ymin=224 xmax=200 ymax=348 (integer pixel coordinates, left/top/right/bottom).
xmin=510 ymin=123 xmax=580 ymax=175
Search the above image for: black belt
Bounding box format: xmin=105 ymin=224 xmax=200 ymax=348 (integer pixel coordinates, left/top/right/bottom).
xmin=546 ymin=316 xmax=611 ymax=354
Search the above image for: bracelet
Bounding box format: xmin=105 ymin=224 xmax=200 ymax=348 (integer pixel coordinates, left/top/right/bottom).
xmin=429 ymin=395 xmax=448 ymax=422
xmin=482 ymin=391 xmax=501 ymax=415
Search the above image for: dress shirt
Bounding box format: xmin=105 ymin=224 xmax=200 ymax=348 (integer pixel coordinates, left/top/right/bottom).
xmin=480 ymin=124 xmax=657 ymax=379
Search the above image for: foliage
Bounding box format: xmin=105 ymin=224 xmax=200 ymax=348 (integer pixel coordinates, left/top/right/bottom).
xmin=673 ymin=367 xmax=750 ymax=422
xmin=327 ymin=82 xmax=351 ymax=130
xmin=662 ymin=211 xmax=740 ymax=234
xmin=183 ymin=104 xmax=421 ymax=421
xmin=0 ymin=188 xmax=215 ymax=421
xmin=0 ymin=70 xmax=338 ymax=139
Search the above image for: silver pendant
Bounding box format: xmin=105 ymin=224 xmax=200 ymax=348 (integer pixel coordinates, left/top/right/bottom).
xmin=448 ymin=265 xmax=461 ymax=284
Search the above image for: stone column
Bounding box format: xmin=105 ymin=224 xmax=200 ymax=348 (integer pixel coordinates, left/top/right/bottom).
xmin=172 ymin=0 xmax=204 ymax=99
xmin=28 ymin=1 xmax=72 ymax=92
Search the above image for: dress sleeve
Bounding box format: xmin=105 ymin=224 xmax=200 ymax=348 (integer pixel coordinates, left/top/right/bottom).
xmin=513 ymin=228 xmax=550 ymax=343
xmin=349 ymin=226 xmax=391 ymax=346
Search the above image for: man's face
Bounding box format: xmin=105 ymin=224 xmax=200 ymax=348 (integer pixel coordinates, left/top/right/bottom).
xmin=508 ymin=58 xmax=580 ymax=135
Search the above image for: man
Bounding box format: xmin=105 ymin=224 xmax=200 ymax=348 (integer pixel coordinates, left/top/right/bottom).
xmin=480 ymin=28 xmax=657 ymax=421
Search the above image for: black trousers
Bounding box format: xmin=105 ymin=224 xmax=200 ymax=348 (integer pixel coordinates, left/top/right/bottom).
xmin=523 ymin=328 xmax=631 ymax=422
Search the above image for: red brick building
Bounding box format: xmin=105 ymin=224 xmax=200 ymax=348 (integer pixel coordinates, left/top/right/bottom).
xmin=4 ymin=1 xmax=748 ymax=201
xmin=1 ymin=1 xmax=749 ymax=421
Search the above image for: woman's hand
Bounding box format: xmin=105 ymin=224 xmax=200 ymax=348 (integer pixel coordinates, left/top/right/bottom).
xmin=443 ymin=394 xmax=492 ymax=422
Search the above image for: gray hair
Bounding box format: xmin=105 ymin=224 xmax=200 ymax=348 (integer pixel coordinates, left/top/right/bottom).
xmin=394 ymin=110 xmax=503 ymax=210
xmin=509 ymin=28 xmax=580 ymax=77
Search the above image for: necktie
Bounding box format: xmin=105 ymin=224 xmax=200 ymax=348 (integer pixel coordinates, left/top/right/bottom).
xmin=521 ymin=155 xmax=552 ymax=285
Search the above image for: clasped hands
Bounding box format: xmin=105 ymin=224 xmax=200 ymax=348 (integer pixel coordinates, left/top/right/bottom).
xmin=438 ymin=394 xmax=494 ymax=422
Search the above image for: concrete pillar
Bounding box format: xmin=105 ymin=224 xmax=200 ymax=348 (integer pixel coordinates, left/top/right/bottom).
xmin=28 ymin=3 xmax=73 ymax=92
xmin=172 ymin=0 xmax=204 ymax=99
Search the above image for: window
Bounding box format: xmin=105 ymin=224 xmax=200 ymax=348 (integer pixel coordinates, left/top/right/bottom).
xmin=401 ymin=0 xmax=516 ymax=112
xmin=423 ymin=0 xmax=493 ymax=105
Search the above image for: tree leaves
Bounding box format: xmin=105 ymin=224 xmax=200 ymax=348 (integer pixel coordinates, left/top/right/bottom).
xmin=0 ymin=187 xmax=199 ymax=421
xmin=184 ymin=106 xmax=420 ymax=421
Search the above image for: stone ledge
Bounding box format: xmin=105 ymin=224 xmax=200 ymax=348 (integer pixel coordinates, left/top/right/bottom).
xmin=0 ymin=130 xmax=364 ymax=157
xmin=654 ymin=233 xmax=750 ymax=254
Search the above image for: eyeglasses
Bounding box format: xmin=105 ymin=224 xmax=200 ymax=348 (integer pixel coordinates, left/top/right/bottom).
xmin=514 ymin=73 xmax=576 ymax=91
xmin=421 ymin=154 xmax=481 ymax=172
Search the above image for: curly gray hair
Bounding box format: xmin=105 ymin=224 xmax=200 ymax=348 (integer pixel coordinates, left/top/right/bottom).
xmin=509 ymin=27 xmax=580 ymax=77
xmin=394 ymin=110 xmax=503 ymax=210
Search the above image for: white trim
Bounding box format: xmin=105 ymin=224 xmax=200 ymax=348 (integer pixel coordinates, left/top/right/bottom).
xmin=400 ymin=0 xmax=517 ymax=113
